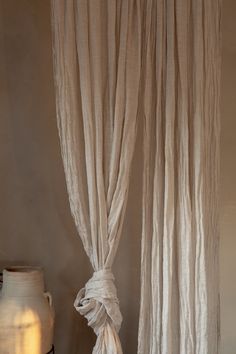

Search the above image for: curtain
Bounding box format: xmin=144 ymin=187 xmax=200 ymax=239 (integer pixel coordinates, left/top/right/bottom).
xmin=138 ymin=1 xmax=221 ymax=354
xmin=51 ymin=0 xmax=221 ymax=353
xmin=51 ymin=1 xmax=141 ymax=353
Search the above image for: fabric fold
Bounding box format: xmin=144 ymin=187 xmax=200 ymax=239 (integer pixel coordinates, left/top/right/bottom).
xmin=138 ymin=1 xmax=221 ymax=353
xmin=74 ymin=269 xmax=122 ymax=335
xmin=51 ymin=0 xmax=221 ymax=353
xmin=51 ymin=1 xmax=141 ymax=352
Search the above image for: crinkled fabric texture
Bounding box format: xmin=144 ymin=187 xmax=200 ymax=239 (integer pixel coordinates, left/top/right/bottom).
xmin=74 ymin=269 xmax=123 ymax=354
xmin=51 ymin=0 xmax=221 ymax=353
xmin=138 ymin=1 xmax=221 ymax=354
xmin=74 ymin=269 xmax=122 ymax=335
xmin=51 ymin=1 xmax=141 ymax=353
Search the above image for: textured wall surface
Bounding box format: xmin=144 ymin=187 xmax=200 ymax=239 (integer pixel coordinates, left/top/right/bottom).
xmin=0 ymin=0 xmax=235 ymax=353
xmin=220 ymin=1 xmax=236 ymax=353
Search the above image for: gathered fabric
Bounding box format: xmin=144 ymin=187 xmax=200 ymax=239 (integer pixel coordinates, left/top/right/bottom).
xmin=138 ymin=1 xmax=221 ymax=353
xmin=74 ymin=269 xmax=122 ymax=335
xmin=51 ymin=0 xmax=221 ymax=353
xmin=75 ymin=269 xmax=123 ymax=354
xmin=51 ymin=0 xmax=141 ymax=352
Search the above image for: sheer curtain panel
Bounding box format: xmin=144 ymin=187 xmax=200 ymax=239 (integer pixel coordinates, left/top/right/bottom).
xmin=138 ymin=1 xmax=221 ymax=353
xmin=51 ymin=0 xmax=221 ymax=353
xmin=51 ymin=1 xmax=141 ymax=353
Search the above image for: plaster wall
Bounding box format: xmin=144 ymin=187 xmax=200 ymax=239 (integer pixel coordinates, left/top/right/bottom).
xmin=220 ymin=1 xmax=236 ymax=353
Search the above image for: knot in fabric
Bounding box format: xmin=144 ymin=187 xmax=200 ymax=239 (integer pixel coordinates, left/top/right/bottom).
xmin=74 ymin=269 xmax=122 ymax=335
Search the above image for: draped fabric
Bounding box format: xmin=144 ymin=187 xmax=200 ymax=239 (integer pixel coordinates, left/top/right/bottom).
xmin=51 ymin=0 xmax=221 ymax=353
xmin=51 ymin=1 xmax=141 ymax=353
xmin=138 ymin=1 xmax=221 ymax=354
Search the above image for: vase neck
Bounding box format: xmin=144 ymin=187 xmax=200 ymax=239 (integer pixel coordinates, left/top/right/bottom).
xmin=1 ymin=267 xmax=44 ymax=297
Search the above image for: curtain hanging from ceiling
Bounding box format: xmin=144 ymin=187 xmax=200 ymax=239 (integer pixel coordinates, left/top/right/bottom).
xmin=138 ymin=0 xmax=221 ymax=353
xmin=51 ymin=1 xmax=141 ymax=353
xmin=51 ymin=0 xmax=221 ymax=353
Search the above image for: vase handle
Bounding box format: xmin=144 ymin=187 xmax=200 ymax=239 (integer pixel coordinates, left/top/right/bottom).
xmin=44 ymin=291 xmax=53 ymax=307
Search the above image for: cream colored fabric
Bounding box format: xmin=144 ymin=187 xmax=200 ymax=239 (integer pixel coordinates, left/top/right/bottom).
xmin=51 ymin=0 xmax=221 ymax=353
xmin=51 ymin=1 xmax=141 ymax=353
xmin=75 ymin=269 xmax=122 ymax=353
xmin=138 ymin=1 xmax=221 ymax=354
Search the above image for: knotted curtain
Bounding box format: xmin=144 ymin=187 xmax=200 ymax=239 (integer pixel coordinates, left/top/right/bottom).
xmin=51 ymin=0 xmax=221 ymax=353
xmin=51 ymin=1 xmax=141 ymax=353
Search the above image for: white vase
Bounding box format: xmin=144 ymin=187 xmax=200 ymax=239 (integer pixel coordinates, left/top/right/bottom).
xmin=0 ymin=266 xmax=54 ymax=354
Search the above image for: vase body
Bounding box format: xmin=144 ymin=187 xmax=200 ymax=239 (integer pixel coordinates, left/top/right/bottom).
xmin=0 ymin=266 xmax=54 ymax=354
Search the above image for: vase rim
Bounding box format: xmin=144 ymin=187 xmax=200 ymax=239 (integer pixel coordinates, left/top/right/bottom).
xmin=4 ymin=266 xmax=43 ymax=274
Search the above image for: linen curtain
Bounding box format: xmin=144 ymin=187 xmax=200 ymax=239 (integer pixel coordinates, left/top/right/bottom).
xmin=51 ymin=0 xmax=221 ymax=353
xmin=51 ymin=1 xmax=141 ymax=353
xmin=138 ymin=1 xmax=221 ymax=354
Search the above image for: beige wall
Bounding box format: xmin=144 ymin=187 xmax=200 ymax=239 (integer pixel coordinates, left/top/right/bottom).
xmin=0 ymin=1 xmax=235 ymax=353
xmin=220 ymin=1 xmax=236 ymax=353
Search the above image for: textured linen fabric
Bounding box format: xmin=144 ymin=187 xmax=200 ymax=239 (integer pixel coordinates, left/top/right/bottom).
xmin=51 ymin=1 xmax=141 ymax=353
xmin=51 ymin=0 xmax=221 ymax=353
xmin=138 ymin=1 xmax=221 ymax=354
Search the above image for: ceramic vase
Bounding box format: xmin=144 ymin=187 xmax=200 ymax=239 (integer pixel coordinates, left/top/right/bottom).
xmin=0 ymin=266 xmax=54 ymax=354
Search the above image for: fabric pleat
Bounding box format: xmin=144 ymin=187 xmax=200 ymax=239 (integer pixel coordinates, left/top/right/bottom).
xmin=51 ymin=1 xmax=141 ymax=353
xmin=51 ymin=0 xmax=221 ymax=353
xmin=138 ymin=1 xmax=221 ymax=354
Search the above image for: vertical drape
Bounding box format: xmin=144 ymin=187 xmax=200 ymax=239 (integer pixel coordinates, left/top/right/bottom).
xmin=51 ymin=1 xmax=141 ymax=353
xmin=138 ymin=1 xmax=221 ymax=354
xmin=51 ymin=0 xmax=221 ymax=353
